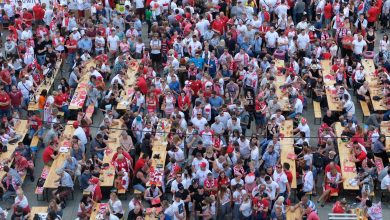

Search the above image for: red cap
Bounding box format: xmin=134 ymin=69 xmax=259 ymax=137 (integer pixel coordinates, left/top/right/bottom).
xmin=14 ymin=152 xmax=21 ymax=157
xmin=301 ymin=118 xmax=307 ymax=124
xmin=200 ymin=162 xmax=207 ymax=168
xmin=73 ymin=121 xmax=79 ymax=128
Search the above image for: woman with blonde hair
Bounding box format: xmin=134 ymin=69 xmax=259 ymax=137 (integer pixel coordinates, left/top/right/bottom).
xmin=108 ymin=192 xmax=124 ymax=219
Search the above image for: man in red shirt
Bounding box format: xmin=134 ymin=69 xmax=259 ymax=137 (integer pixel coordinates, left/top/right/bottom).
xmin=54 ymin=89 xmax=69 ymax=116
xmin=136 ymin=75 xmax=148 ymax=95
xmin=0 ymin=84 xmax=11 ymax=118
xmin=65 ymin=32 xmax=78 ymax=66
xmin=42 ymin=141 xmax=58 ymax=165
xmin=283 ymin=163 xmax=293 ymax=185
xmin=28 ymin=113 xmax=43 ymax=140
xmin=14 ymin=152 xmax=34 ymax=181
xmin=8 ymin=86 xmax=23 ymax=113
xmin=366 ymin=2 xmax=379 ymax=28
xmin=203 ymin=173 xmax=218 ymax=195
xmin=324 ymin=1 xmax=333 ymax=29
xmin=211 ymin=15 xmax=224 ymax=35
xmin=0 ymin=63 xmax=12 ymax=92
xmin=32 ymin=3 xmax=45 ymax=25
xmin=351 ymin=141 xmax=367 ymax=169
xmin=133 ymin=153 xmax=150 ymax=175
xmin=22 ymin=8 xmax=33 ymax=27
xmin=253 ymin=192 xmax=269 ymax=219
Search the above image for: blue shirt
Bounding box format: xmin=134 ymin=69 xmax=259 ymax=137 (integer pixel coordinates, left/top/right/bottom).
xmin=190 ymin=57 xmax=205 ymax=69
xmin=169 ymin=81 xmax=180 ymax=94
xmin=262 ymin=151 xmax=279 ymax=168
xmin=209 ymin=96 xmax=224 ymax=108
xmin=78 ymin=38 xmax=92 ymax=52
xmin=62 ymin=157 xmax=78 ymax=172
xmin=60 ymin=172 xmax=74 ymax=188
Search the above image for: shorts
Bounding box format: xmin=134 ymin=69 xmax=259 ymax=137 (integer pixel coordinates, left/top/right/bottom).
xmin=150 ymin=53 xmax=161 ymax=62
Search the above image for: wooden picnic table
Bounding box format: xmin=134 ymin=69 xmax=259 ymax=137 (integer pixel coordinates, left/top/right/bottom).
xmin=321 ymin=60 xmax=343 ymax=112
xmin=0 ymin=120 xmax=28 ymax=180
xmin=362 ymin=59 xmax=387 ymax=112
xmin=280 ymin=120 xmax=297 ymax=189
xmin=28 ymin=60 xmax=62 ymax=111
xmin=274 ymin=74 xmax=291 ymax=112
xmin=69 ymin=61 xmax=97 ymax=110
xmin=334 ymin=122 xmax=359 ymax=190
xmin=43 ymin=122 xmax=75 ymax=190
xmin=99 ymin=119 xmax=123 ymax=187
xmin=29 ymin=206 xmax=48 ymax=220
xmin=117 ymin=60 xmax=138 ymax=110
xmin=286 ymin=206 xmax=303 ymax=220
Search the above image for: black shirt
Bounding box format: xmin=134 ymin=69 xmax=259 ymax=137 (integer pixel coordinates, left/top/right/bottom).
xmin=192 ymin=148 xmax=206 ymax=157
xmin=35 ymin=41 xmax=47 ymax=56
xmin=323 ymin=114 xmax=337 ymax=127
xmin=192 ymin=192 xmax=206 ymax=212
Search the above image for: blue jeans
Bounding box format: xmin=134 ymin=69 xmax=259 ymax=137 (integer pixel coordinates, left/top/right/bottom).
xmin=0 ymin=109 xmax=10 ymax=118
xmin=22 ymin=96 xmax=29 ymax=108
xmin=96 ymin=152 xmax=104 ymax=160
xmin=37 ymin=54 xmax=46 ymax=65
xmin=133 ymin=184 xmax=146 ymax=192
xmin=383 ymin=110 xmax=390 ymax=121
xmin=66 ymin=52 xmax=76 ymax=66
xmin=2 ymin=190 xmax=16 ymax=204
xmin=28 ymin=127 xmax=44 ymax=139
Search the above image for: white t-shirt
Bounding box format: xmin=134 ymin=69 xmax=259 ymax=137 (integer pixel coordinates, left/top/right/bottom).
xmin=135 ymin=0 xmax=144 ymax=8
xmin=191 ymin=117 xmax=208 ymax=131
xmin=74 ymin=127 xmax=88 ymax=145
xmin=109 ymin=199 xmax=124 ymax=215
xmin=17 ymin=80 xmax=33 ymax=98
xmin=232 ymin=189 xmax=247 ymax=204
xmin=171 ymin=200 xmax=186 ymax=220
xmin=265 ymin=181 xmax=279 ymax=200
xmin=192 ymin=158 xmax=209 ymax=172
xmin=343 ymin=100 xmax=355 ymax=115
xmin=230 ymin=178 xmax=244 ymax=187
xmin=196 ymin=169 xmax=211 ymax=186
xmin=294 ymin=99 xmax=303 ymax=114
xmin=352 ymin=39 xmax=367 ymax=55
xmin=297 ymin=34 xmax=310 ymax=50
xmin=107 ymin=35 xmax=120 ymax=51
xmin=273 ymin=171 xmax=288 ymax=193
xmin=297 ymin=123 xmax=311 ymax=140
xmin=381 ymin=175 xmax=390 ymax=190
xmin=196 ymin=20 xmax=210 ymax=35
xmin=265 ymin=31 xmax=279 ymax=48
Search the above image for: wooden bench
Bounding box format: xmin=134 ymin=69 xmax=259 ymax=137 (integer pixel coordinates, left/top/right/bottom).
xmin=328 ymin=213 xmax=357 ymax=220
xmin=35 ymin=166 xmax=50 ymax=201
xmin=360 ymin=101 xmax=370 ymax=122
xmin=313 ymin=101 xmax=322 ymax=124
xmin=118 ymin=188 xmax=127 ymax=199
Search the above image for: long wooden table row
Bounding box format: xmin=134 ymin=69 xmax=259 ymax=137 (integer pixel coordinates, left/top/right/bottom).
xmin=362 ymin=59 xmax=387 ymax=112
xmin=28 ymin=60 xmax=62 ymax=111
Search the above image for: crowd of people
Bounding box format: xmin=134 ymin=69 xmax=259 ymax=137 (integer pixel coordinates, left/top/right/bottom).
xmin=0 ymin=0 xmax=389 ymax=219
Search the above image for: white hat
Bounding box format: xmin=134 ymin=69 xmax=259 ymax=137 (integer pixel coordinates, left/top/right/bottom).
xmin=72 ymin=27 xmax=78 ymax=31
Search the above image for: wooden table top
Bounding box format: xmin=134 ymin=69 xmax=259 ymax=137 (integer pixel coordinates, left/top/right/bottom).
xmin=362 ymin=59 xmax=387 ymax=112
xmin=0 ymin=120 xmax=28 ymax=179
xmin=29 ymin=206 xmax=48 ymax=220
xmin=28 ymin=60 xmax=62 ymax=111
xmin=334 ymin=122 xmax=359 ymax=190
xmin=325 ymin=86 xmax=343 ymax=112
xmin=274 ymin=75 xmax=290 ymax=112
xmin=280 ymin=120 xmax=297 ymax=188
xmin=286 ymin=206 xmax=303 ymax=220
xmin=117 ymin=60 xmax=138 ymax=110
xmin=69 ymin=61 xmax=96 ymax=110
xmin=43 ymin=122 xmax=75 ymax=189
xmin=99 ymin=119 xmax=123 ymax=187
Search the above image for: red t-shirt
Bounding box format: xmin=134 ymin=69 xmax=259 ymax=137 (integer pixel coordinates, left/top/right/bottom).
xmin=22 ymin=12 xmax=33 ymax=26
xmin=133 ymin=158 xmax=146 ymax=175
xmin=8 ymin=91 xmax=23 ymax=106
xmin=66 ymin=39 xmax=78 ymax=53
xmin=367 ymin=7 xmax=379 ymax=22
xmin=332 ymin=201 xmax=346 ymax=213
xmin=30 ymin=116 xmax=42 ymax=130
xmin=325 ymin=164 xmax=342 ymax=174
xmin=0 ymin=92 xmax=10 ymax=110
xmin=54 ymin=94 xmax=68 ymax=107
xmin=42 ymin=146 xmax=55 ymax=164
xmin=324 ymin=3 xmax=332 ymax=19
xmin=355 ymin=151 xmax=367 ymax=162
xmin=253 ymin=197 xmax=269 ymax=217
xmin=32 ymin=5 xmax=45 ymax=20
xmin=190 ymin=80 xmax=202 ymax=96
xmin=136 ymin=77 xmax=147 ymax=95
xmin=1 ymin=70 xmax=11 ymax=85
xmin=285 ymin=170 xmax=293 ymax=185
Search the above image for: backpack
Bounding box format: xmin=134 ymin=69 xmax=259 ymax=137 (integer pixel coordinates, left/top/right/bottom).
xmin=313 ymin=152 xmax=324 ymax=168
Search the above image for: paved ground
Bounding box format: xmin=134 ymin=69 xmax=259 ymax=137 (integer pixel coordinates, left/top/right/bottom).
xmin=0 ymin=29 xmax=389 ymax=219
